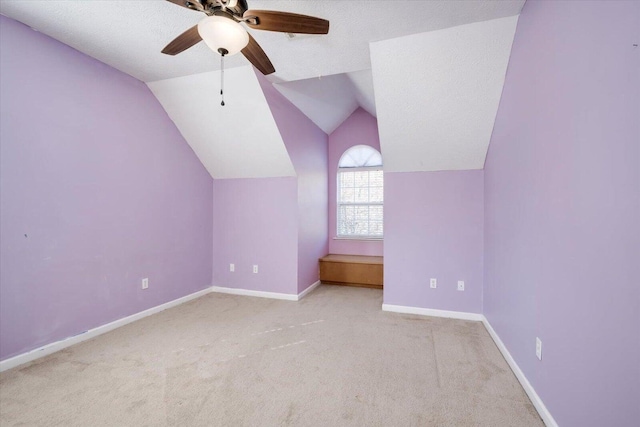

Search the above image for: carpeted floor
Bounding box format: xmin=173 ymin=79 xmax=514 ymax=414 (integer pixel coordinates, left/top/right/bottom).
xmin=0 ymin=285 xmax=543 ymax=426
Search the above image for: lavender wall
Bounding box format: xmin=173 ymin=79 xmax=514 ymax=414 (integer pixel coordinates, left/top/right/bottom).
xmin=211 ymin=177 xmax=298 ymax=294
xmin=257 ymin=73 xmax=329 ymax=293
xmin=484 ymin=1 xmax=640 ymax=425
xmin=0 ymin=17 xmax=213 ymax=360
xmin=328 ymin=108 xmax=383 ymax=256
xmin=384 ymin=171 xmax=484 ymax=313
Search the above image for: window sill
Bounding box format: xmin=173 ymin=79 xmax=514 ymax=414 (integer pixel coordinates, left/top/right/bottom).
xmin=333 ymin=236 xmax=383 ymax=241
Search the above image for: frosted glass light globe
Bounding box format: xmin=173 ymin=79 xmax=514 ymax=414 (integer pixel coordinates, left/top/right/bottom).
xmin=197 ymin=15 xmax=249 ymax=56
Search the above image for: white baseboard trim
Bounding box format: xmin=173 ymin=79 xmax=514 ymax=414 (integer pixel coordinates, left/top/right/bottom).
xmin=211 ymin=281 xmax=321 ymax=302
xmin=481 ymin=316 xmax=558 ymax=427
xmin=211 ymin=286 xmax=298 ymax=301
xmin=382 ymin=304 xmax=483 ymax=321
xmin=297 ymin=280 xmax=321 ymax=300
xmin=0 ymin=287 xmax=213 ymax=373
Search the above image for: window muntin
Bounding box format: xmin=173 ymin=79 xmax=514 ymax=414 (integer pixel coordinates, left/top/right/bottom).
xmin=337 ymin=146 xmax=383 ymax=239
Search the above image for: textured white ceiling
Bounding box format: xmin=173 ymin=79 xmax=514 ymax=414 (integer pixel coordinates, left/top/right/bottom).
xmin=147 ymin=66 xmax=295 ymax=179
xmin=371 ymin=16 xmax=519 ymax=172
xmin=0 ymin=0 xmax=524 ymax=83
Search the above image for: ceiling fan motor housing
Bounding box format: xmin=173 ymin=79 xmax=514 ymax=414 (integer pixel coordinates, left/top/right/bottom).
xmin=189 ymin=0 xmax=248 ymax=17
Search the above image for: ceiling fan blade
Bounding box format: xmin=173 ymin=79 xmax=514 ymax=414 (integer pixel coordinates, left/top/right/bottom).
xmin=241 ymin=34 xmax=275 ymax=75
xmin=165 ymin=0 xmax=205 ymax=12
xmin=162 ymin=25 xmax=202 ymax=55
xmin=243 ymin=10 xmax=329 ymax=34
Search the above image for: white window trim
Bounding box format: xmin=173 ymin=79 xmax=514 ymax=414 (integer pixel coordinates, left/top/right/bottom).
xmin=337 ymin=166 xmax=383 ymax=172
xmin=333 ymin=236 xmax=383 ymax=241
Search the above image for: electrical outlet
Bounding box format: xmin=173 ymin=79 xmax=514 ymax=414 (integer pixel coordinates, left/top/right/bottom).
xmin=253 ymin=265 xmax=258 ymax=274
xmin=430 ymin=278 xmax=437 ymax=288
xmin=230 ymin=263 xmax=235 ymax=272
xmin=536 ymin=337 xmax=542 ymax=360
xmin=142 ymin=278 xmax=149 ymax=290
xmin=457 ymin=280 xmax=465 ymax=291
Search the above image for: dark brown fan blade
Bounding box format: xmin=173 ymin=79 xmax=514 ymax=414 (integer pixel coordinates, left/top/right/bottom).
xmin=243 ymin=10 xmax=329 ymax=34
xmin=165 ymin=0 xmax=205 ymax=12
xmin=241 ymin=34 xmax=275 ymax=75
xmin=162 ymin=25 xmax=202 ymax=55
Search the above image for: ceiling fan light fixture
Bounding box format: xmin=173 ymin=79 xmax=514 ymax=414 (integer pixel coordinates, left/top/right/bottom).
xmin=197 ymin=15 xmax=249 ymax=56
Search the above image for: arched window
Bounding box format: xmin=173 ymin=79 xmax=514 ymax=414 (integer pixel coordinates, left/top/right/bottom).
xmin=337 ymin=145 xmax=383 ymax=238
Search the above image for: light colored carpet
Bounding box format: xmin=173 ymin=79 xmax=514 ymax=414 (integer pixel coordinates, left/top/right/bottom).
xmin=0 ymin=285 xmax=543 ymax=426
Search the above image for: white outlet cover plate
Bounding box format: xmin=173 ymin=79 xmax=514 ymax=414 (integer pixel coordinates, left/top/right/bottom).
xmin=457 ymin=281 xmax=465 ymax=291
xmin=430 ymin=278 xmax=437 ymax=288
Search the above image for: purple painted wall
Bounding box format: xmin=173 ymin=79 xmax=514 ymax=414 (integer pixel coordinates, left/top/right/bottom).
xmin=257 ymin=74 xmax=329 ymax=293
xmin=210 ymin=73 xmax=328 ymax=296
xmin=328 ymin=108 xmax=383 ymax=256
xmin=211 ymin=177 xmax=298 ymax=294
xmin=0 ymin=17 xmax=213 ymax=360
xmin=484 ymin=1 xmax=640 ymax=426
xmin=384 ymin=171 xmax=484 ymax=313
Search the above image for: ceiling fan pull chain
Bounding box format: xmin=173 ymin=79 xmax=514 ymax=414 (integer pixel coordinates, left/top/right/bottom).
xmin=219 ymin=49 xmax=226 ymax=106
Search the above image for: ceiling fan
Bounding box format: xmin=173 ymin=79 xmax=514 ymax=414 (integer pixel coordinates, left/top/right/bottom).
xmin=162 ymin=0 xmax=330 ymax=75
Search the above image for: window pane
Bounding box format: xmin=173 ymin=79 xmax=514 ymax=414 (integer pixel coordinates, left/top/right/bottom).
xmin=370 ymin=170 xmax=383 ymax=187
xmin=354 ymin=171 xmax=369 ymax=187
xmin=341 ymin=172 xmax=354 ymax=187
xmin=370 ymin=221 xmax=383 ymax=236
xmin=355 ymin=187 xmax=369 ymax=203
xmin=354 ymin=221 xmax=368 ymax=236
xmin=370 ymin=187 xmax=383 ymax=203
xmin=344 ymin=205 xmax=355 ymax=221
xmin=370 ymin=205 xmax=383 ymax=221
xmin=355 ymin=206 xmax=368 ymax=219
xmin=340 ymin=187 xmax=355 ymax=203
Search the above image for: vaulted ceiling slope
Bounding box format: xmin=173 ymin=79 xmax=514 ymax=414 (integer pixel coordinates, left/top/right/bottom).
xmin=371 ymin=16 xmax=519 ymax=172
xmin=273 ymin=70 xmax=376 ymax=135
xmin=147 ymin=66 xmax=295 ymax=179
